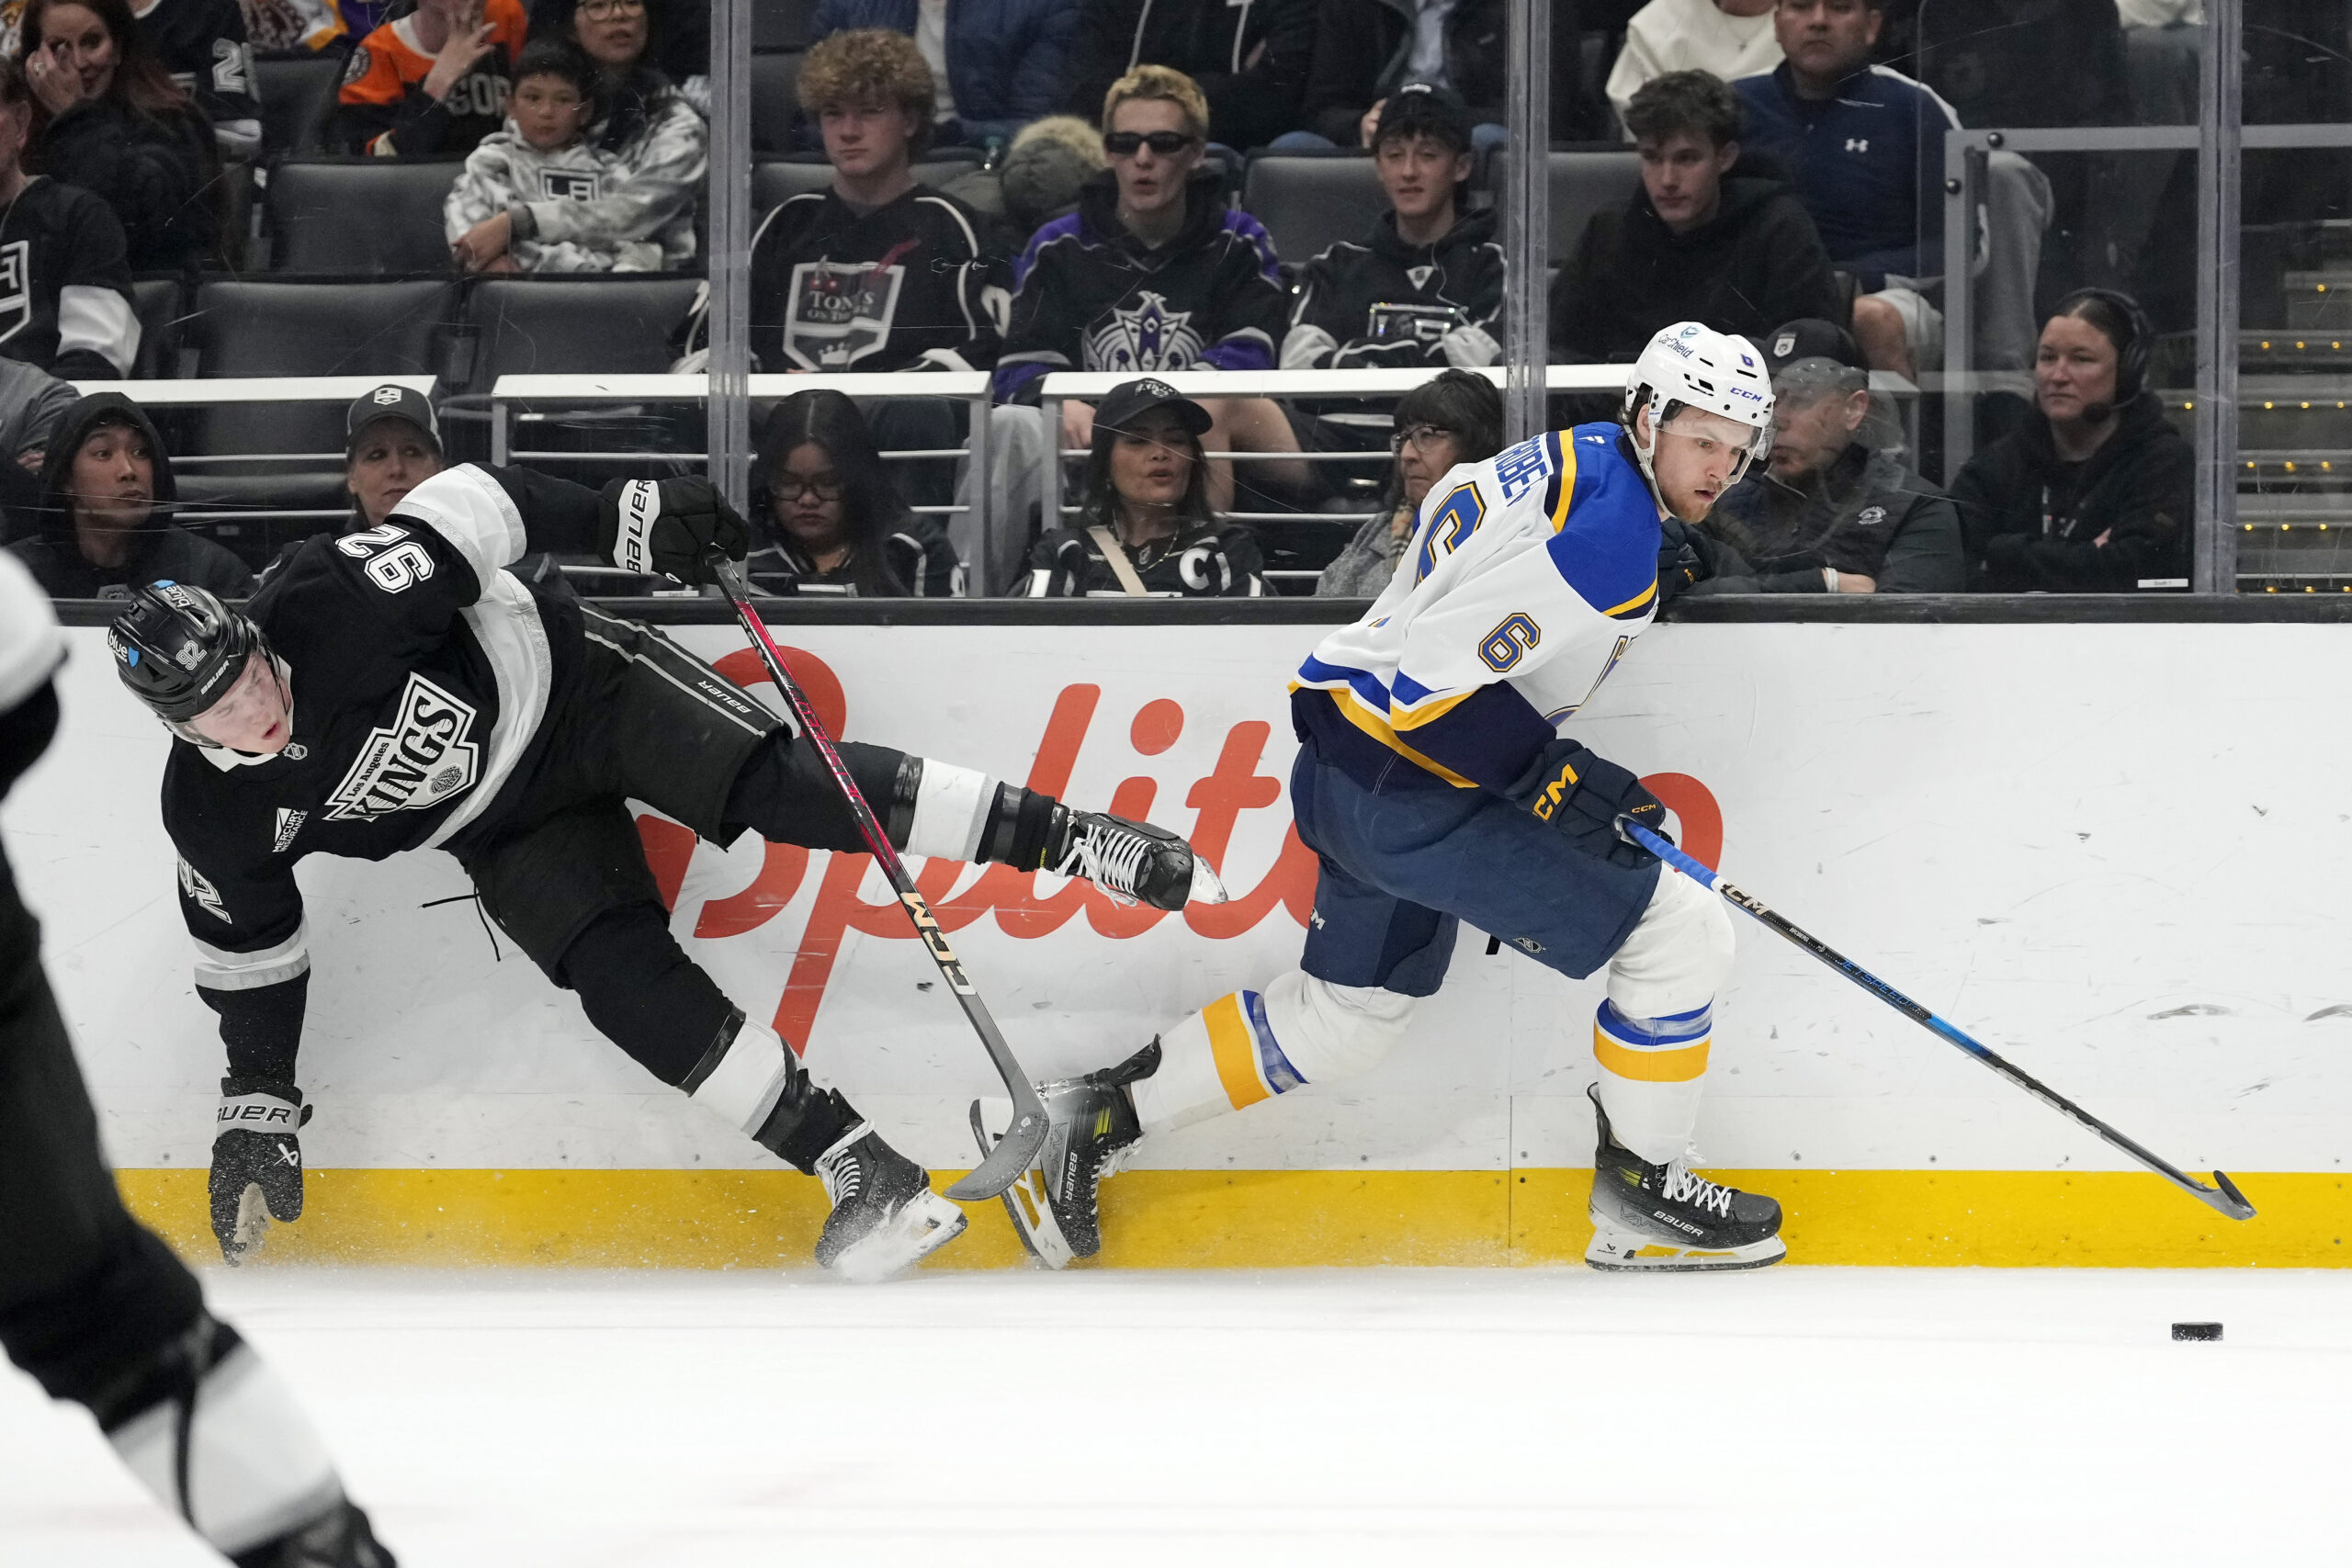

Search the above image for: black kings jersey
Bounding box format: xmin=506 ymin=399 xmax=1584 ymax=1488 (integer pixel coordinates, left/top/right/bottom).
xmin=0 ymin=176 xmax=137 ymax=379
xmin=132 ymin=0 xmax=260 ymax=154
xmin=746 ymin=186 xmax=1007 ymax=374
xmin=162 ymin=464 xmax=597 ymax=1020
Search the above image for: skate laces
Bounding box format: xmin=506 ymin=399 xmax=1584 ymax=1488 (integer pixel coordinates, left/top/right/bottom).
xmin=816 ymin=1124 xmax=875 ymax=1206
xmin=1659 ymin=1162 xmax=1736 ymax=1219
xmin=1056 ymin=818 xmax=1149 ymax=908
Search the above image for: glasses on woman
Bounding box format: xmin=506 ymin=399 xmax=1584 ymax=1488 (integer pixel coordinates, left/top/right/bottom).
xmin=576 ymin=0 xmax=646 ymax=18
xmin=1103 ymin=130 xmax=1198 ymax=158
xmin=1389 ymin=423 xmax=1454 ymax=454
xmin=773 ymin=474 xmax=844 ymax=502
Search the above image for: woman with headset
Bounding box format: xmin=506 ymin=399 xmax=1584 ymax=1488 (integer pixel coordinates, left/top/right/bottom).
xmin=1951 ymin=288 xmax=2196 ymax=592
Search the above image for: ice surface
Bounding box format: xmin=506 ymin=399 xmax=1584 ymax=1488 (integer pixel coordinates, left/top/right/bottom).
xmin=2 ymin=1266 xmax=2342 ymax=1567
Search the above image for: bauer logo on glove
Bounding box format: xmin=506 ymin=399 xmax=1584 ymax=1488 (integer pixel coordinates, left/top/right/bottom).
xmin=598 ymin=477 xmax=752 ymax=587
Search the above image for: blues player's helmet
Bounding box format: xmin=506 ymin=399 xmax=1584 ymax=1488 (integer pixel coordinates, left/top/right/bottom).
xmin=1623 ymin=321 xmax=1776 ymax=497
xmin=108 ymin=581 xmax=271 ymax=739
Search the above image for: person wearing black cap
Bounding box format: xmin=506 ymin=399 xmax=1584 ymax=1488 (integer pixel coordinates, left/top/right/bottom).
xmin=343 ymin=384 xmax=444 ymax=531
xmin=1687 ymin=317 xmax=1962 ymax=596
xmin=5 ymin=390 xmax=253 ymax=599
xmin=1022 ymin=377 xmax=1265 ymax=596
xmin=1281 ymin=85 xmax=1503 ymax=376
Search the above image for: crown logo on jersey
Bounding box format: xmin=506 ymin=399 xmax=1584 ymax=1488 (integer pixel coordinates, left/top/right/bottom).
xmin=1085 ymin=291 xmax=1204 ymax=375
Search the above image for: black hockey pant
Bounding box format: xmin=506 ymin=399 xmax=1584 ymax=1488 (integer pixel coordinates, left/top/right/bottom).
xmin=457 ymin=609 xmax=904 ymax=1170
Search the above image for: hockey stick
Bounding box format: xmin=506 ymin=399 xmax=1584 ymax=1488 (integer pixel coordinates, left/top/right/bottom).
xmin=704 ymin=552 xmax=1048 ymax=1201
xmin=1618 ymin=819 xmax=2256 ymax=1223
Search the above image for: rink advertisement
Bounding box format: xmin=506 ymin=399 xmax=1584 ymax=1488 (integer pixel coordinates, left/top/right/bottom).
xmin=11 ymin=619 xmax=2349 ymax=1269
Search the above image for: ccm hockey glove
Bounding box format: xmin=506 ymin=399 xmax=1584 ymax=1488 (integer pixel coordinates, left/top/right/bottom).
xmin=597 ymin=477 xmax=752 ymax=585
xmin=1506 ymin=738 xmax=1668 ymax=871
xmin=209 ymin=1077 xmax=311 ymax=1266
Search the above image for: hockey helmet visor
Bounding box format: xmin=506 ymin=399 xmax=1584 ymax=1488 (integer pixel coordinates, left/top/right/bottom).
xmin=1623 ymin=322 xmax=1775 ymax=486
xmin=109 ymin=581 xmax=264 ymax=725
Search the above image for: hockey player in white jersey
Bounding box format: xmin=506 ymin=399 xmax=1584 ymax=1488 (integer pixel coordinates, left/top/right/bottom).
xmin=992 ymin=322 xmax=1785 ymax=1271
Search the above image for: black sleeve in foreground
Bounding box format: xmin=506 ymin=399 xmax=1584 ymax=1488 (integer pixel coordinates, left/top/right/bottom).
xmin=202 ymin=973 xmax=309 ymax=1083
xmin=476 ymin=462 xmax=605 ymax=557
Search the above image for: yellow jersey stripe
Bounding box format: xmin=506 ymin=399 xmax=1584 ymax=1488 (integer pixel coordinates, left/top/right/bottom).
xmin=1204 ymin=992 xmax=1271 ymax=1111
xmin=1600 ymin=579 xmax=1657 ymax=619
xmin=1592 ymin=1029 xmax=1713 ymax=1084
xmin=1389 ymin=685 xmax=1479 ymax=731
xmin=1321 ymin=687 xmax=1477 ymax=788
xmin=1549 ymin=434 xmax=1577 ymax=532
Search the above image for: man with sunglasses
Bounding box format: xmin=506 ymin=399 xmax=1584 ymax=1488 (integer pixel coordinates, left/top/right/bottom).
xmin=995 ymin=324 xmax=1801 ymax=1280
xmin=995 ymin=65 xmax=1304 ymax=517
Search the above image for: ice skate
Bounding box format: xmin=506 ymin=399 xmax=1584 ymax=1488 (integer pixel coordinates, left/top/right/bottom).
xmin=1055 ymin=812 xmax=1228 ymax=910
xmin=975 ymin=1041 xmax=1156 ymax=1268
xmin=811 ymin=1124 xmax=967 ymax=1283
xmin=237 ymin=1498 xmax=398 ymax=1568
xmin=1583 ymin=1085 xmax=1785 ymax=1272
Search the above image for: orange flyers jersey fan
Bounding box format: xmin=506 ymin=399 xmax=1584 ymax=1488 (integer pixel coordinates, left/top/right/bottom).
xmin=338 ymin=0 xmax=528 ymax=156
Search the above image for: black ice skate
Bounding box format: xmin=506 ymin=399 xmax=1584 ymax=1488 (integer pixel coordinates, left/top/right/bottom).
xmin=1053 ymin=812 xmax=1228 ymax=911
xmin=1584 ymin=1085 xmax=1785 ymax=1272
xmin=234 ymin=1498 xmax=397 ymax=1568
xmin=972 ymin=1041 xmax=1156 ymax=1269
xmin=811 ymin=1123 xmax=967 ymax=1283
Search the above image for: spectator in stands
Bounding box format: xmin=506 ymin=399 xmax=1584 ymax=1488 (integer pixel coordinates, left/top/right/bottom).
xmin=1609 ymin=0 xmax=1780 ymax=129
xmin=343 ymin=384 xmax=440 ymax=529
xmin=6 ymin=389 xmax=250 ymax=597
xmin=748 ymin=387 xmax=960 ymax=596
xmin=1550 ymin=70 xmax=1840 ymax=362
xmin=1023 ymin=376 xmax=1264 ymax=596
xmin=996 ymin=65 xmax=1302 ymax=513
xmin=1289 ymin=0 xmax=1586 ymax=153
xmin=1283 ymin=85 xmax=1501 ymax=373
xmin=1733 ymin=0 xmax=1952 ymax=379
xmin=527 ymin=0 xmax=706 ymax=118
xmin=0 ymin=58 xmax=139 ymax=379
xmin=129 ymin=0 xmax=259 ymax=160
xmin=808 ymin=0 xmax=1075 ymax=151
xmin=999 ymin=112 xmax=1102 ymax=237
xmin=1688 ymin=316 xmax=1961 ymax=594
xmin=1317 ymin=366 xmax=1501 ymax=596
xmin=333 ymin=0 xmax=528 ymax=158
xmin=18 ymin=0 xmax=217 ymax=269
xmin=1953 ymin=289 xmax=2193 ymax=593
xmin=445 ymin=33 xmax=699 ymax=271
xmin=1061 ymin=0 xmax=1316 ymax=153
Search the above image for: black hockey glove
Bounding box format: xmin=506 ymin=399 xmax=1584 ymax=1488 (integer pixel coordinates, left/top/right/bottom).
xmin=597 ymin=477 xmax=752 ymax=586
xmin=1506 ymin=738 xmax=1669 ymax=871
xmin=209 ymin=1077 xmax=311 ymax=1266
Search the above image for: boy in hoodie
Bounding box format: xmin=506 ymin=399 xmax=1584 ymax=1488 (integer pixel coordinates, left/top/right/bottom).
xmin=1550 ymin=69 xmax=1842 ymax=364
xmin=5 ymin=392 xmax=252 ymax=599
xmin=445 ymin=35 xmax=683 ymax=273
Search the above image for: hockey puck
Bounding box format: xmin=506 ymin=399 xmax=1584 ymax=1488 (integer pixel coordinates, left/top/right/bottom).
xmin=2171 ymin=1322 xmax=2223 ymax=1341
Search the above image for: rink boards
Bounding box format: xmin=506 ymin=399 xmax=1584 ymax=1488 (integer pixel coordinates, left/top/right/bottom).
xmin=12 ymin=615 xmax=2350 ymax=1269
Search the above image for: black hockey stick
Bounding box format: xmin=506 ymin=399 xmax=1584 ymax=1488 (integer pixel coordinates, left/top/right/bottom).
xmin=1620 ymin=819 xmax=2256 ymax=1222
xmin=705 ymin=552 xmax=1048 ymax=1201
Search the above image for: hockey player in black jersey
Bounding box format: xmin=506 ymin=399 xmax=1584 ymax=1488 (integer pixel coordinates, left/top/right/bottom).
xmin=109 ymin=463 xmax=1225 ymax=1281
xmin=0 ymin=556 xmax=396 ymax=1568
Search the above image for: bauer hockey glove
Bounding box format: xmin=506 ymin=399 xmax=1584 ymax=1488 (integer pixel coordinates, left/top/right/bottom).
xmin=597 ymin=477 xmax=752 ymax=586
xmin=1507 ymin=739 xmax=1668 ymax=871
xmin=209 ymin=1077 xmax=311 ymax=1266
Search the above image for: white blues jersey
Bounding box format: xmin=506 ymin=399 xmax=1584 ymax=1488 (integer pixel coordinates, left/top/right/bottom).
xmin=1292 ymin=422 xmax=1662 ymax=794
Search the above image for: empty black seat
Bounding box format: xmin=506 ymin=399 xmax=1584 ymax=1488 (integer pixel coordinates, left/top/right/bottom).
xmin=255 ymin=51 xmax=344 ymax=159
xmin=268 ymin=158 xmax=462 ymax=275
xmin=751 ymin=51 xmax=801 ymax=153
xmin=185 ymin=277 xmax=457 ymax=463
xmin=1241 ymin=153 xmax=1386 ymax=269
xmin=1489 ymin=149 xmax=1643 ymax=263
xmin=128 ymin=276 xmax=187 ymax=378
xmin=461 ymin=275 xmax=703 ymax=390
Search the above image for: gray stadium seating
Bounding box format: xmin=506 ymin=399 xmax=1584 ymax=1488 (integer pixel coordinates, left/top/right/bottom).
xmin=267 ymin=159 xmax=463 ymax=275
xmin=1490 ymin=149 xmax=1643 ymax=262
xmin=254 ymin=51 xmax=344 ymax=159
xmin=128 ymin=276 xmax=187 ymax=379
xmin=1241 ymin=153 xmax=1387 ymax=270
xmin=458 ymin=276 xmax=704 ymax=392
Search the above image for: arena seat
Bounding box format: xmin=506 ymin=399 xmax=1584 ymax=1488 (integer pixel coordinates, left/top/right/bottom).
xmin=753 ymin=0 xmax=812 ymax=49
xmin=459 ymin=276 xmax=703 ymax=391
xmin=1490 ymin=149 xmax=1643 ymax=261
xmin=751 ymin=51 xmax=801 ymax=152
xmin=752 ymin=151 xmax=985 ymax=215
xmin=1241 ymin=153 xmax=1387 ymax=269
xmin=267 ymin=158 xmax=462 ymax=274
xmin=254 ymin=51 xmax=344 ymax=159
xmin=129 ymin=276 xmax=187 ymax=379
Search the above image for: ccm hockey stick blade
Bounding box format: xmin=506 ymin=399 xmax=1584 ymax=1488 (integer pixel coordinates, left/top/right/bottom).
xmin=1619 ymin=818 xmax=2256 ymax=1223
xmin=706 ymin=552 xmax=1049 ymax=1198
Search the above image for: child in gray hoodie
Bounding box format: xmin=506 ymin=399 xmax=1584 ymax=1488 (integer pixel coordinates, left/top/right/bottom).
xmin=445 ymin=35 xmax=702 ymax=274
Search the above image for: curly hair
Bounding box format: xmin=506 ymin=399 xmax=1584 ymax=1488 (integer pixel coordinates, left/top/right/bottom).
xmin=1623 ymin=69 xmax=1743 ymax=151
xmin=797 ymin=27 xmax=935 ymax=152
xmin=1102 ymin=63 xmax=1209 ymax=141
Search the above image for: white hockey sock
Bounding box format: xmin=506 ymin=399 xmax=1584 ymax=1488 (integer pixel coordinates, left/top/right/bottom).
xmin=1592 ymin=998 xmax=1713 ymax=1167
xmin=899 ymin=760 xmax=1000 ymax=861
xmin=108 ymin=1337 xmax=346 ymax=1558
xmin=687 ymin=1015 xmax=796 ymax=1135
xmin=1131 ymin=974 xmax=1415 ymax=1136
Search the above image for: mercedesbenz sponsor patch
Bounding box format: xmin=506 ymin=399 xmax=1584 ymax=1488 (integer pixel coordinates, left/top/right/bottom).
xmin=324 ymin=674 xmax=481 ymax=822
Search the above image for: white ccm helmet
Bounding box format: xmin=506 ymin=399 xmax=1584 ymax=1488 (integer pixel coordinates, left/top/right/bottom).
xmin=1622 ymin=321 xmax=1775 ymax=503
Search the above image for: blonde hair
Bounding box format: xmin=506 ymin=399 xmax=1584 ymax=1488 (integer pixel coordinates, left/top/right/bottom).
xmin=1101 ymin=64 xmax=1209 ymax=141
xmin=798 ymin=28 xmax=936 ymax=152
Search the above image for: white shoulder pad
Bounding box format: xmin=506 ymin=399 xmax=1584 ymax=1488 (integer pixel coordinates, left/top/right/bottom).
xmin=389 ymin=465 xmax=527 ymax=586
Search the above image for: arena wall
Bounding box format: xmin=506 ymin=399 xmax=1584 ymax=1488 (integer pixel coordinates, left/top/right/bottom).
xmin=11 ymin=618 xmax=2347 ymax=1269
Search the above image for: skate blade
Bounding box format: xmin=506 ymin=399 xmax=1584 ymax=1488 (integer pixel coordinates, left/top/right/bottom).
xmin=827 ymin=1190 xmax=967 ymax=1285
xmin=1188 ymin=855 xmax=1230 ymax=906
xmin=1583 ymin=1226 xmax=1787 ymax=1274
xmin=972 ymin=1098 xmax=1077 ymax=1270
xmin=230 ymin=1182 xmax=271 ymax=1263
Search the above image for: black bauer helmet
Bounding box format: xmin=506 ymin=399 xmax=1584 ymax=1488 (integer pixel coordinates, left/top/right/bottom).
xmin=108 ymin=581 xmax=266 ymax=733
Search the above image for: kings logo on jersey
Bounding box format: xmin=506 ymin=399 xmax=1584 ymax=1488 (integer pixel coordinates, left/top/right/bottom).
xmin=0 ymin=240 xmax=31 ymax=347
xmin=324 ymin=674 xmax=481 ymax=823
xmin=786 ymin=254 xmax=908 ymax=369
xmin=1084 ymin=291 xmax=1204 ymax=375
xmin=540 ymin=169 xmax=602 ymax=202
